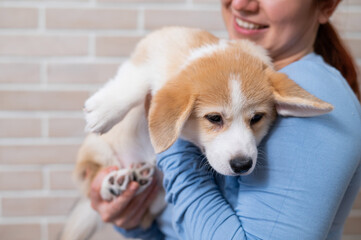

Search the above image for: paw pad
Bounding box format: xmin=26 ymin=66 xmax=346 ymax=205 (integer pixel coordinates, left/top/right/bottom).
xmin=131 ymin=162 xmax=154 ymax=193
xmin=100 ymin=163 xmax=155 ymax=201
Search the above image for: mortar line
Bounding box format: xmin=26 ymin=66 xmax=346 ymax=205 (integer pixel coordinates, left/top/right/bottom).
xmin=0 ymin=197 xmax=2 ymax=217
xmin=41 ymin=219 xmax=48 ymax=240
xmin=41 ymin=116 xmax=49 ymax=138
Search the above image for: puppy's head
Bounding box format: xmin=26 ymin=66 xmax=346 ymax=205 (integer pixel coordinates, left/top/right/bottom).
xmin=149 ymin=40 xmax=333 ymax=176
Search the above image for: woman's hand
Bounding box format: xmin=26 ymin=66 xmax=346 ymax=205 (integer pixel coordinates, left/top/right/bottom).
xmin=89 ymin=166 xmax=159 ymax=230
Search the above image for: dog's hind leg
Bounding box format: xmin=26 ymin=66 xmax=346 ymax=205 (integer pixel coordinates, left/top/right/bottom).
xmin=85 ymin=60 xmax=150 ymax=134
xmin=60 ymin=198 xmax=102 ymax=240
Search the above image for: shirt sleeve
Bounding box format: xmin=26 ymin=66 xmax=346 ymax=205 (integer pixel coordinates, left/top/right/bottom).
xmin=113 ymin=221 xmax=165 ymax=240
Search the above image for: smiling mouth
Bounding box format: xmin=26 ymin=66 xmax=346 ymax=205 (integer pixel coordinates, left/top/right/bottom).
xmin=235 ymin=18 xmax=268 ymax=30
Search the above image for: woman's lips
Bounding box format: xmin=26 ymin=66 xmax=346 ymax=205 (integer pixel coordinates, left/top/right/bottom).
xmin=233 ymin=17 xmax=268 ymax=35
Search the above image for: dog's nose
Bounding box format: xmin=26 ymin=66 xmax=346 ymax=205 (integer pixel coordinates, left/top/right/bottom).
xmin=230 ymin=157 xmax=253 ymax=174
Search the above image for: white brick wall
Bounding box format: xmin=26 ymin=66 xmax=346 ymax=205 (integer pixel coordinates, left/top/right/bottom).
xmin=0 ymin=0 xmax=360 ymax=239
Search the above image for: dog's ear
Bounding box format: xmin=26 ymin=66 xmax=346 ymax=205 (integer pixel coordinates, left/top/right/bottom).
xmin=148 ymin=79 xmax=195 ymax=153
xmin=266 ymin=68 xmax=333 ymax=117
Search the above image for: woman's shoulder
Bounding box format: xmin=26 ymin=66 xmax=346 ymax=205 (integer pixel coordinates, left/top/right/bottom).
xmin=280 ymin=53 xmax=350 ymax=98
xmin=280 ymin=53 xmax=356 ymax=101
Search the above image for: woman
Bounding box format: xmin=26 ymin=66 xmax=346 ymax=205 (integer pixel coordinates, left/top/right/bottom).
xmin=90 ymin=0 xmax=361 ymax=239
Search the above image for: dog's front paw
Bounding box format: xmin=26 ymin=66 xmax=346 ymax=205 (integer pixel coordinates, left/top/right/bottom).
xmin=100 ymin=169 xmax=131 ymax=201
xmin=84 ymin=89 xmax=121 ymax=134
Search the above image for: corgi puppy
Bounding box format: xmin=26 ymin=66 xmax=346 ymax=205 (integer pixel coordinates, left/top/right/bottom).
xmin=61 ymin=27 xmax=333 ymax=240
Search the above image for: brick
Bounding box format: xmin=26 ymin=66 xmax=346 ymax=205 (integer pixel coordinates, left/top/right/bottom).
xmin=91 ymin=223 xmax=128 ymax=240
xmin=333 ymin=11 xmax=361 ymax=32
xmin=46 ymin=8 xmax=138 ymax=30
xmin=47 ymin=63 xmax=119 ymax=84
xmin=0 ymin=145 xmax=79 ymax=165
xmin=98 ymin=0 xmax=183 ymax=2
xmin=48 ymin=223 xmax=63 ymax=240
xmin=0 ymin=63 xmax=41 ymax=83
xmin=96 ymin=35 xmax=142 ymax=57
xmin=144 ymin=9 xmax=224 ymax=30
xmin=193 ymin=0 xmax=218 ymax=3
xmin=49 ymin=170 xmax=77 ymax=190
xmin=0 ymin=8 xmax=38 ymax=29
xmin=2 ymin=196 xmax=78 ymax=216
xmin=343 ymin=38 xmax=361 ymax=59
xmin=0 ymin=35 xmax=88 ymax=57
xmin=13 ymin=0 xmax=88 ymax=1
xmin=0 ymin=170 xmax=42 ymax=190
xmin=346 ymin=0 xmax=361 ymax=4
xmin=344 ymin=216 xmax=361 ymax=234
xmin=0 ymin=90 xmax=89 ymax=111
xmin=0 ymin=224 xmax=41 ymax=240
xmin=45 ymin=0 xmax=89 ymax=1
xmin=49 ymin=118 xmax=86 ymax=138
xmin=48 ymin=223 xmax=127 ymax=240
xmin=0 ymin=118 xmax=42 ymax=138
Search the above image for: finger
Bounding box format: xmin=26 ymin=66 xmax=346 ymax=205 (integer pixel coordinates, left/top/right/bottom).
xmin=121 ymin=181 xmax=159 ymax=229
xmin=91 ymin=166 xmax=119 ymax=192
xmin=98 ymin=181 xmax=140 ymax=222
xmin=130 ymin=179 xmax=158 ymax=214
xmin=117 ymin=185 xmax=159 ymax=229
xmin=90 ymin=166 xmax=118 ymax=209
xmin=111 ymin=181 xmax=140 ymax=210
xmin=113 ymin=181 xmax=155 ymax=226
xmin=113 ymin=179 xmax=158 ymax=228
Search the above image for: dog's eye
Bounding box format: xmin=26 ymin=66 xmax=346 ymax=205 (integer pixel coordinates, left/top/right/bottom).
xmin=250 ymin=113 xmax=264 ymax=125
xmin=205 ymin=114 xmax=223 ymax=125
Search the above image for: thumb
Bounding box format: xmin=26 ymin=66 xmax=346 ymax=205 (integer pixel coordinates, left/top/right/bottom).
xmin=91 ymin=166 xmax=118 ymax=193
xmin=90 ymin=166 xmax=119 ymax=208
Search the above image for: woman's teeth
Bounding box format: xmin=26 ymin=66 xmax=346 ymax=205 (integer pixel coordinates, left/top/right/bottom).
xmin=235 ymin=18 xmax=265 ymax=30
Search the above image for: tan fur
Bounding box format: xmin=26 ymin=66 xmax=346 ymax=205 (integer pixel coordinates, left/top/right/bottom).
xmin=74 ymin=135 xmax=115 ymax=196
xmin=130 ymin=27 xmax=219 ymax=81
xmin=149 ymin=76 xmax=196 ymax=153
xmin=148 ymin=36 xmax=332 ymax=153
xmin=266 ymin=68 xmax=334 ymax=116
xmin=149 ymin=41 xmax=276 ymax=152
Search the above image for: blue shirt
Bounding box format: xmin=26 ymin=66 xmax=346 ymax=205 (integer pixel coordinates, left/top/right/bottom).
xmin=115 ymin=53 xmax=361 ymax=240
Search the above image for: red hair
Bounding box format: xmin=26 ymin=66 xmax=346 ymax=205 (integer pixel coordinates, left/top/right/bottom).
xmin=314 ymin=19 xmax=360 ymax=100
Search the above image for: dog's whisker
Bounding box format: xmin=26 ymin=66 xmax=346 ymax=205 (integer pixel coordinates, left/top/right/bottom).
xmin=257 ymin=149 xmax=266 ymax=156
xmin=197 ymin=154 xmax=217 ymax=177
xmin=255 ymin=160 xmax=264 ymax=167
